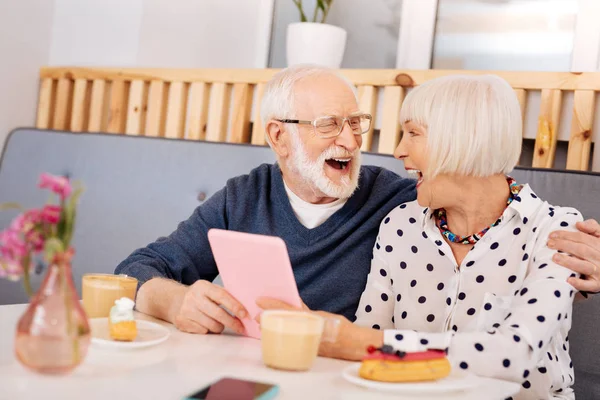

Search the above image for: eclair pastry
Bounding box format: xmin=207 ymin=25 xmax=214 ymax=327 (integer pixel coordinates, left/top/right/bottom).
xmin=359 ymin=345 xmax=451 ymax=383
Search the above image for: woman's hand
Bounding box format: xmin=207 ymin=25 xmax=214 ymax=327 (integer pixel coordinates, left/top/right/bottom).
xmin=550 ymin=219 xmax=600 ymax=293
xmin=255 ymin=297 xmax=383 ymax=360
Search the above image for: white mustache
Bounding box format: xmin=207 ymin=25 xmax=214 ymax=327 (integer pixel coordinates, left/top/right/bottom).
xmin=319 ymin=146 xmax=357 ymax=161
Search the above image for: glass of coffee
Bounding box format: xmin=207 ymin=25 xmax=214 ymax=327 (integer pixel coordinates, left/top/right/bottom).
xmin=260 ymin=310 xmax=339 ymax=371
xmin=82 ymin=274 xmax=138 ymax=318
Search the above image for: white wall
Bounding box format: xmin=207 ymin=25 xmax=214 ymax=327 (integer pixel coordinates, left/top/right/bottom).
xmin=0 ymin=0 xmax=272 ymax=151
xmin=49 ymin=0 xmax=270 ymax=68
xmin=137 ymin=0 xmax=270 ymax=68
xmin=0 ymin=0 xmax=55 ymax=153
xmin=49 ymin=0 xmax=143 ymax=66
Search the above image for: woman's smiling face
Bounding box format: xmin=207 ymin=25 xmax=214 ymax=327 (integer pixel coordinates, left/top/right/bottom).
xmin=395 ymin=121 xmax=433 ymax=207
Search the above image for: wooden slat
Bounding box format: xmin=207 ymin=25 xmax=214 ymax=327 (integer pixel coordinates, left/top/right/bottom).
xmin=357 ymin=85 xmax=378 ymax=152
xmin=164 ymin=82 xmax=189 ymax=139
xmin=206 ymin=83 xmax=232 ymax=142
xmin=533 ymin=89 xmax=562 ymax=168
xmin=566 ymin=90 xmax=595 ymax=170
xmin=187 ymin=82 xmax=210 ymax=140
xmin=88 ymin=80 xmax=108 ymax=132
xmin=514 ymin=89 xmax=527 ymax=130
xmin=36 ymin=78 xmax=54 ymax=129
xmin=106 ymin=80 xmax=129 ymax=134
xmin=125 ymin=80 xmax=148 ymax=136
xmin=251 ymin=83 xmax=267 ymax=145
xmin=146 ymin=80 xmax=168 ymax=137
xmin=229 ymin=83 xmax=254 ymax=143
xmin=40 ymin=67 xmax=600 ymax=90
xmin=70 ymin=79 xmax=90 ymax=132
xmin=52 ymin=78 xmax=73 ymax=130
xmin=40 ymin=67 xmax=277 ymax=86
xmin=378 ymin=86 xmax=405 ymax=154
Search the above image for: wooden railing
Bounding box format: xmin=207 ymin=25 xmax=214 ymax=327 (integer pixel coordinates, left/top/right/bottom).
xmin=36 ymin=68 xmax=600 ymax=171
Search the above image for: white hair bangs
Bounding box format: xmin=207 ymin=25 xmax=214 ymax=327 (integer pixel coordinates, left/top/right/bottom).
xmin=399 ymin=74 xmax=522 ymax=179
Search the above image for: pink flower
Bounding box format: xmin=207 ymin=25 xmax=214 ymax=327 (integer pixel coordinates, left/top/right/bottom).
xmin=39 ymin=173 xmax=72 ymax=199
xmin=10 ymin=209 xmax=42 ymax=237
xmin=9 ymin=213 xmax=25 ymax=231
xmin=40 ymin=205 xmax=61 ymax=225
xmin=0 ymin=229 xmax=27 ymax=258
xmin=25 ymin=230 xmax=44 ymax=252
xmin=0 ymin=258 xmax=23 ymax=281
xmin=21 ymin=209 xmax=42 ymax=229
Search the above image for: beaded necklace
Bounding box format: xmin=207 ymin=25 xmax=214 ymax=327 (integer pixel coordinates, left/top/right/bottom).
xmin=434 ymin=177 xmax=522 ymax=245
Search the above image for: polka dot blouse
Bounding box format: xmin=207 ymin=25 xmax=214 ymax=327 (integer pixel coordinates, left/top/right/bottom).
xmin=354 ymin=184 xmax=582 ymax=400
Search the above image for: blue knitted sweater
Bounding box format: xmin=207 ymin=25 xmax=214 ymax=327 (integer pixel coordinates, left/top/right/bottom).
xmin=115 ymin=163 xmax=416 ymax=320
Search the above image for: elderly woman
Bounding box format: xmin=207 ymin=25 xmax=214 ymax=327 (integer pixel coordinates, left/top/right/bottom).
xmin=289 ymin=75 xmax=580 ymax=399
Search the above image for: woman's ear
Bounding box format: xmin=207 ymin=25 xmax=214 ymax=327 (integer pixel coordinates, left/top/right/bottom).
xmin=266 ymin=120 xmax=291 ymax=159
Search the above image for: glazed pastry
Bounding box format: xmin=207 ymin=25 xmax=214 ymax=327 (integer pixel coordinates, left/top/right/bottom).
xmin=359 ymin=345 xmax=451 ymax=383
xmin=108 ymin=297 xmax=137 ymax=341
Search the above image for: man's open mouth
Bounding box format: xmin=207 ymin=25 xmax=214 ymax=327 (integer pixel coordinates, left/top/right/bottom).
xmin=325 ymin=157 xmax=352 ymax=171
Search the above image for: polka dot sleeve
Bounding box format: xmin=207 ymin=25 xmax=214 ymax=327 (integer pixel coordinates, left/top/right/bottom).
xmin=380 ymin=207 xmax=582 ymax=385
xmin=354 ymin=236 xmax=395 ymax=330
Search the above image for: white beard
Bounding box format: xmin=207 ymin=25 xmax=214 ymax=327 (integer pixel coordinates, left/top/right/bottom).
xmin=287 ymin=132 xmax=361 ymax=199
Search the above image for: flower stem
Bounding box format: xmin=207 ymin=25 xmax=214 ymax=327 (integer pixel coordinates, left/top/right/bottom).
xmin=321 ymin=2 xmax=331 ymax=23
xmin=292 ymin=0 xmax=308 ymax=22
xmin=22 ymin=254 xmax=33 ymax=297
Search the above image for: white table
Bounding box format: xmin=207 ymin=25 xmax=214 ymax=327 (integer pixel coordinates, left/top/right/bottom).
xmin=0 ymin=304 xmax=519 ymax=400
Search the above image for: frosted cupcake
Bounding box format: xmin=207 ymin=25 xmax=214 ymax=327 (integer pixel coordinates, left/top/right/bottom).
xmin=108 ymin=297 xmax=137 ymax=341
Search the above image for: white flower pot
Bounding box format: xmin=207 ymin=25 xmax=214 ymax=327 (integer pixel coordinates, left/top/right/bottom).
xmin=286 ymin=22 xmax=347 ymax=68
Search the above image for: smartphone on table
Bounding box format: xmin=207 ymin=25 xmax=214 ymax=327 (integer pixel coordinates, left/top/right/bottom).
xmin=183 ymin=377 xmax=279 ymax=400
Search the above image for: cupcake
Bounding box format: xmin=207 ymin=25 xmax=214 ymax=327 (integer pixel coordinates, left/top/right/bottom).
xmin=359 ymin=345 xmax=451 ymax=383
xmin=108 ymin=297 xmax=137 ymax=341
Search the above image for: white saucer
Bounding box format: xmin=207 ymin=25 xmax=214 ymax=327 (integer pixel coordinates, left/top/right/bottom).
xmin=89 ymin=318 xmax=170 ymax=349
xmin=342 ymin=363 xmax=481 ymax=395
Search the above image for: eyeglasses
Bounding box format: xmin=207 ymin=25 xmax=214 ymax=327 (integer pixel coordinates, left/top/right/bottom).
xmin=275 ymin=114 xmax=373 ymax=139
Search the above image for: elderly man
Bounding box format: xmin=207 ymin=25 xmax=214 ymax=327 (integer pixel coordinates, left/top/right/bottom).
xmin=115 ymin=65 xmax=600 ymax=335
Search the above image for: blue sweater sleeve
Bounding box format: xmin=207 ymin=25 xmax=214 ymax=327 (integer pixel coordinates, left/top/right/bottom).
xmin=114 ymin=186 xmax=228 ymax=287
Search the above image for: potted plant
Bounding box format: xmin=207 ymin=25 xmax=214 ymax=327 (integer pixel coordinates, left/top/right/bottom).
xmin=0 ymin=173 xmax=90 ymax=374
xmin=287 ymin=0 xmax=347 ymax=68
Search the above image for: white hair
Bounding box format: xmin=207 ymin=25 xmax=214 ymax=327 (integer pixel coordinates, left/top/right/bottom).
xmin=260 ymin=64 xmax=357 ymax=146
xmin=399 ymin=74 xmax=522 ymax=179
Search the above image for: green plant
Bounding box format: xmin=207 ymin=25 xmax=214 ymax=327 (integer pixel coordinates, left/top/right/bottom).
xmin=292 ymin=0 xmax=334 ymax=24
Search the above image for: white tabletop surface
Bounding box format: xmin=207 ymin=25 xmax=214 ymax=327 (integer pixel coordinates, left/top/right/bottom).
xmin=0 ymin=304 xmax=520 ymax=400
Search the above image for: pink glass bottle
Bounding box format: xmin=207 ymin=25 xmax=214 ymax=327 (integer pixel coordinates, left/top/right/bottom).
xmin=14 ymin=257 xmax=90 ymax=374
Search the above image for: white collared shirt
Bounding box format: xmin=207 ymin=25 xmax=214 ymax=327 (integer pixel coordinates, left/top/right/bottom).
xmin=355 ymin=184 xmax=582 ymax=400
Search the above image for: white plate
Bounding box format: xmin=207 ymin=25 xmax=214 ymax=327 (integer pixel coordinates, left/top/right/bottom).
xmin=89 ymin=318 xmax=170 ymax=349
xmin=342 ymin=363 xmax=481 ymax=395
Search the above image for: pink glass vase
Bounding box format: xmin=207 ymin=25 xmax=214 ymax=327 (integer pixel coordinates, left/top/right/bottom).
xmin=14 ymin=257 xmax=91 ymax=375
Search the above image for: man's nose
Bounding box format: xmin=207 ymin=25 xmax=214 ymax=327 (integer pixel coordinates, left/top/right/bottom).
xmin=334 ymin=120 xmax=361 ymax=152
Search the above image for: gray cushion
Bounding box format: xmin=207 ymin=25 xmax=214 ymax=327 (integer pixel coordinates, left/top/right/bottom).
xmin=0 ymin=128 xmax=404 ymax=305
xmin=1 ymin=128 xmax=599 ymax=398
xmin=511 ymin=168 xmax=600 ymax=225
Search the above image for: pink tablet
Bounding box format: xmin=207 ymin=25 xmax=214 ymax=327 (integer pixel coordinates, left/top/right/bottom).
xmin=207 ymin=229 xmax=302 ymax=339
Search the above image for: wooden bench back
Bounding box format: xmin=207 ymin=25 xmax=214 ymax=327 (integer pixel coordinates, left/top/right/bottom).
xmin=36 ymin=68 xmax=600 ymax=171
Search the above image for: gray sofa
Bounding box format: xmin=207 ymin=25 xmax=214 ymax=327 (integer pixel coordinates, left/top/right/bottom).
xmin=1 ymin=128 xmax=599 ymax=398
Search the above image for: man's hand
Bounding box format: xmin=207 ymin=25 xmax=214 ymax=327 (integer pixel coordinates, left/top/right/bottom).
xmin=549 ymin=219 xmax=600 ymax=293
xmin=255 ymin=297 xmax=309 ymax=314
xmin=170 ymin=280 xmax=247 ymax=334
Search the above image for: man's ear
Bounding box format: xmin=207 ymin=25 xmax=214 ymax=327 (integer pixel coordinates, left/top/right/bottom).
xmin=266 ymin=120 xmax=291 ymax=158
